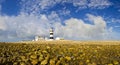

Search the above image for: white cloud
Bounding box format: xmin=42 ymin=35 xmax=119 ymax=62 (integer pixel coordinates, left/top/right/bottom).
xmin=88 ymin=0 xmax=112 ymax=9
xmin=57 ymin=14 xmax=107 ymax=40
xmin=0 ymin=0 xmax=119 ymax=42
xmin=54 ymin=14 xmax=120 ymax=40
xmin=72 ymin=0 xmax=87 ymax=8
xmin=40 ymin=0 xmax=56 ymax=10
xmin=0 ymin=13 xmax=120 ymax=41
xmin=48 ymin=11 xmax=61 ymax=23
xmin=0 ymin=14 xmax=51 ymax=41
xmin=58 ymin=7 xmax=71 ymax=16
xmin=0 ymin=16 xmax=7 ymax=30
xmin=20 ymin=0 xmax=112 ymax=15
xmin=108 ymin=27 xmax=113 ymax=33
xmin=20 ymin=0 xmax=57 ymax=14
xmin=111 ymin=18 xmax=120 ymax=23
xmin=53 ymin=14 xmax=119 ymax=40
xmin=114 ymin=26 xmax=120 ymax=28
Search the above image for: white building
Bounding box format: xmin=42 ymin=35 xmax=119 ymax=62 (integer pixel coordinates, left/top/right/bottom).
xmin=55 ymin=37 xmax=60 ymax=40
xmin=35 ymin=36 xmax=45 ymax=41
xmin=33 ymin=28 xmax=64 ymax=41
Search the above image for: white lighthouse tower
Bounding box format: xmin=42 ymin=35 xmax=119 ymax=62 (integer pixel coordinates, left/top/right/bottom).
xmin=49 ymin=28 xmax=54 ymax=41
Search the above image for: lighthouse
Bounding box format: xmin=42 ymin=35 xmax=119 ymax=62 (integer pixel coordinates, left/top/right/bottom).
xmin=49 ymin=28 xmax=54 ymax=40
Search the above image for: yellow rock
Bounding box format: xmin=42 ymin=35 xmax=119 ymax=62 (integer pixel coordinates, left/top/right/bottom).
xmin=13 ymin=62 xmax=18 ymax=65
xmin=49 ymin=59 xmax=55 ymax=65
xmin=46 ymin=46 xmax=51 ymax=49
xmin=108 ymin=63 xmax=113 ymax=65
xmin=19 ymin=62 xmax=26 ymax=65
xmin=65 ymin=56 xmax=71 ymax=61
xmin=31 ymin=59 xmax=38 ymax=65
xmin=30 ymin=55 xmax=37 ymax=59
xmin=56 ymin=60 xmax=61 ymax=65
xmin=41 ymin=60 xmax=48 ymax=65
xmin=42 ymin=50 xmax=48 ymax=53
xmin=113 ymin=61 xmax=119 ymax=65
xmin=20 ymin=56 xmax=26 ymax=61
xmin=86 ymin=59 xmax=90 ymax=63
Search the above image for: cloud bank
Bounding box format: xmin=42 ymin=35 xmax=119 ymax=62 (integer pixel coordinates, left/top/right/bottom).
xmin=0 ymin=13 xmax=118 ymax=41
xmin=0 ymin=0 xmax=119 ymax=42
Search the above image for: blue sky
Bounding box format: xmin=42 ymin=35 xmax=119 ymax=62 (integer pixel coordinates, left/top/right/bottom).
xmin=0 ymin=0 xmax=120 ymax=42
